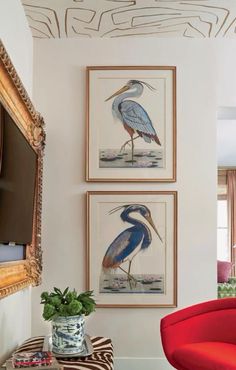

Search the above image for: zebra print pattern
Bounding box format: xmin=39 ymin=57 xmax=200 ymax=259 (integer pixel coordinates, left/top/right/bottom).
xmin=15 ymin=336 xmax=113 ymax=370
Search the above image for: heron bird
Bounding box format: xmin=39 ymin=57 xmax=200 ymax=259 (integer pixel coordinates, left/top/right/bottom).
xmin=102 ymin=204 xmax=163 ymax=286
xmin=105 ymin=80 xmax=161 ymax=163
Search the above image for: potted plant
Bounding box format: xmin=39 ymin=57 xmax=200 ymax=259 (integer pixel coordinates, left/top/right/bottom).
xmin=40 ymin=287 xmax=96 ymax=355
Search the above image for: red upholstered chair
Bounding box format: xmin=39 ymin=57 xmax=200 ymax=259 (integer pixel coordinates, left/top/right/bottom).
xmin=161 ymin=298 xmax=236 ymax=370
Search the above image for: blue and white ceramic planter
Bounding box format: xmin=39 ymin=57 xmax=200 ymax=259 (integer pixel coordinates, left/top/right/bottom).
xmin=52 ymin=315 xmax=85 ymax=354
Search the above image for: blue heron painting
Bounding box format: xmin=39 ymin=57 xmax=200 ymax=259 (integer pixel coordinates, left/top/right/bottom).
xmin=101 ymin=204 xmax=163 ymax=291
xmin=102 ymin=80 xmax=162 ymax=166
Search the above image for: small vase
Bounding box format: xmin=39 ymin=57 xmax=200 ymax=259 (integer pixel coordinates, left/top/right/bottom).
xmin=52 ymin=315 xmax=85 ymax=354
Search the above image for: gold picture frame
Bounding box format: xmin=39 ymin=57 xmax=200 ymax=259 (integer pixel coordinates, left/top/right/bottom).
xmin=0 ymin=40 xmax=45 ymax=298
xmin=86 ymin=66 xmax=176 ymax=182
xmin=87 ymin=191 xmax=177 ymax=308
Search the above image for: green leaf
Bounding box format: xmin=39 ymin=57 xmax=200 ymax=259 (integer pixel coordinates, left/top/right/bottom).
xmin=50 ymin=296 xmax=61 ymax=308
xmin=66 ymin=291 xmax=77 ymax=303
xmin=63 ymin=287 xmax=69 ymax=296
xmin=67 ymin=300 xmax=83 ymax=316
xmin=43 ymin=304 xmax=56 ymax=320
xmin=54 ymin=287 xmax=62 ymax=295
xmin=40 ymin=292 xmax=49 ymax=303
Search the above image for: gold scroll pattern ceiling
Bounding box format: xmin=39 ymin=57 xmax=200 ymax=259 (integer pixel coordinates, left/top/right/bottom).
xmin=21 ymin=0 xmax=236 ymax=39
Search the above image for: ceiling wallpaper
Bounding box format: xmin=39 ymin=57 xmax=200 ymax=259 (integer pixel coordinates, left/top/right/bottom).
xmin=21 ymin=0 xmax=236 ymax=39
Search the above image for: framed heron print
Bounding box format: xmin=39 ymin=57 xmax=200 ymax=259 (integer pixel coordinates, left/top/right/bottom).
xmin=86 ymin=66 xmax=176 ymax=182
xmin=87 ymin=191 xmax=177 ymax=308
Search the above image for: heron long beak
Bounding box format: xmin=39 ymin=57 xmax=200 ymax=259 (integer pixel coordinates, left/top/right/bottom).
xmin=105 ymin=84 xmax=130 ymax=102
xmin=145 ymin=215 xmax=163 ymax=243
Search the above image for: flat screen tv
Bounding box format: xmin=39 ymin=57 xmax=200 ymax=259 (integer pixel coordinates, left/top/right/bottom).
xmin=0 ymin=103 xmax=37 ymax=245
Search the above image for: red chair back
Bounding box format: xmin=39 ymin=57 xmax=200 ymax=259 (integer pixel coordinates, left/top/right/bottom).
xmin=161 ymin=298 xmax=236 ymax=369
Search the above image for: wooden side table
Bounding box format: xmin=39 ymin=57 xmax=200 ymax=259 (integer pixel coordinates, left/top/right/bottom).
xmin=14 ymin=336 xmax=113 ymax=370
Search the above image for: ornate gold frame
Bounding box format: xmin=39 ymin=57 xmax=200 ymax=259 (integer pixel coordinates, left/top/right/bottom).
xmin=0 ymin=40 xmax=45 ymax=298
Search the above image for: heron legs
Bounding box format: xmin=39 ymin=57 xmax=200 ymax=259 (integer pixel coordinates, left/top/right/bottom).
xmin=131 ymin=137 xmax=134 ymax=163
xmin=118 ymin=264 xmax=137 ymax=289
xmin=118 ymin=266 xmax=136 ymax=282
xmin=128 ymin=260 xmax=132 ymax=276
xmin=127 ymin=260 xmax=134 ymax=289
xmin=119 ymin=135 xmax=139 ymax=155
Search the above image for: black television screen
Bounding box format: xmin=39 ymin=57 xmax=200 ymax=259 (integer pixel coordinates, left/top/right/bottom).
xmin=0 ymin=103 xmax=37 ymax=245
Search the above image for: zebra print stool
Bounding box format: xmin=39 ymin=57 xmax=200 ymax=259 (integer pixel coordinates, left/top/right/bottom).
xmin=14 ymin=336 xmax=113 ymax=370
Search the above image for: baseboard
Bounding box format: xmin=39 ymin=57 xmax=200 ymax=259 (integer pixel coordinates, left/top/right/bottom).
xmin=114 ymin=357 xmax=173 ymax=370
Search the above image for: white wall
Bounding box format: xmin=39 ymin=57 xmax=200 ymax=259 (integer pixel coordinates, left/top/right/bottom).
xmin=32 ymin=38 xmax=217 ymax=369
xmin=0 ymin=0 xmax=33 ymax=96
xmin=0 ymin=0 xmax=33 ymax=365
xmin=217 ymin=40 xmax=236 ymax=108
xmin=216 ymin=40 xmax=236 ymax=166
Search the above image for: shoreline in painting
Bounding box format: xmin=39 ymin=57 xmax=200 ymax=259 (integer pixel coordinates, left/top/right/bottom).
xmin=99 ymin=149 xmax=163 ymax=168
xmin=100 ymin=273 xmax=164 ymax=294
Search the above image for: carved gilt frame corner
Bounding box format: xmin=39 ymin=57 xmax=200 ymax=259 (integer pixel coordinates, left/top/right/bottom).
xmin=0 ymin=40 xmax=45 ymax=299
